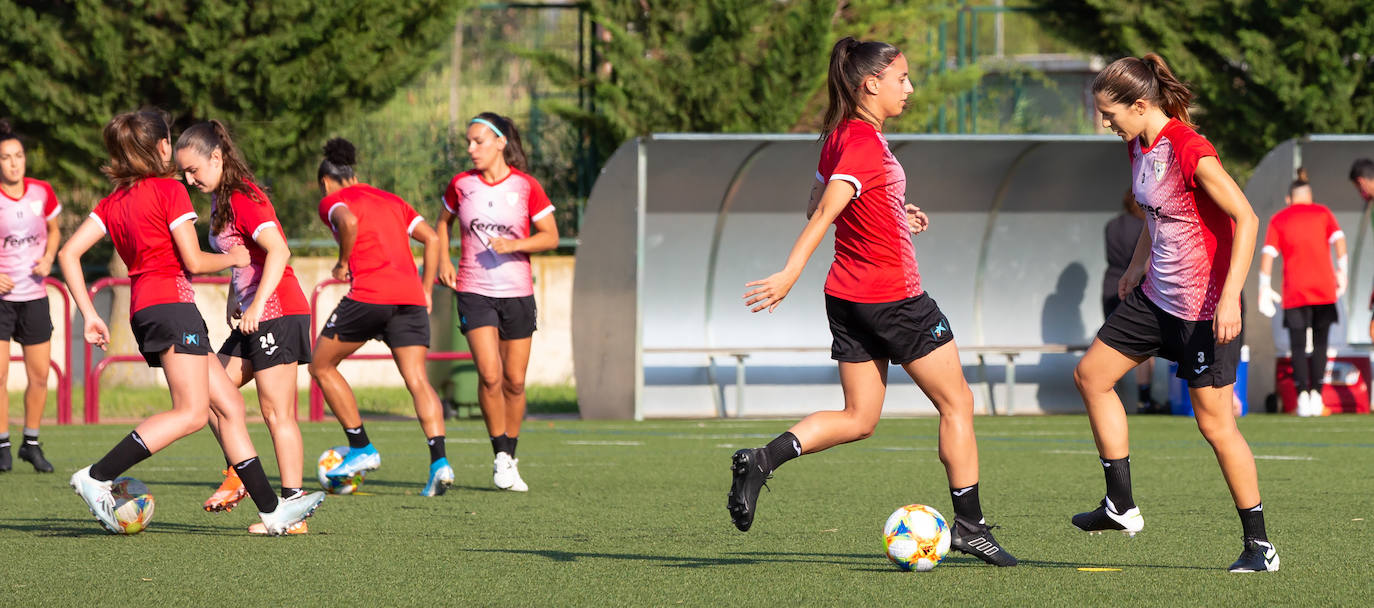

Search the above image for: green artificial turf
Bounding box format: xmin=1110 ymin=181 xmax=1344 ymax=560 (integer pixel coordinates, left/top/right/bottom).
xmin=3 ymin=414 xmax=1370 ymax=605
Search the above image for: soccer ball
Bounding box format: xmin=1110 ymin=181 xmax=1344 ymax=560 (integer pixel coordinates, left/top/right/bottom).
xmin=883 ymin=504 xmax=951 ymax=571
xmin=110 ymin=477 xmax=155 ymax=534
xmin=317 ymin=447 xmax=364 ymax=494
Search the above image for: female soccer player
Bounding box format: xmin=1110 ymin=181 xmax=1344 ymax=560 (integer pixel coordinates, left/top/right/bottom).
xmin=1258 ymin=170 xmax=1346 ymax=417
xmin=61 ymin=110 xmax=323 ymax=534
xmin=174 ymin=121 xmax=315 ymax=532
xmin=0 ymin=120 xmax=59 ymax=474
xmin=1071 ymin=54 xmax=1276 ymax=572
xmin=307 ymin=138 xmax=453 ymax=496
xmin=436 ymin=113 xmax=558 ymax=492
xmin=1102 ymin=190 xmax=1160 ymax=414
xmin=728 ymin=37 xmax=1017 ymax=567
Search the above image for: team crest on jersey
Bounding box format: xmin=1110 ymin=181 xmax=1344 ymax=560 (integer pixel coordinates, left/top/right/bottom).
xmin=1153 ymin=159 xmax=1167 ymax=182
xmin=505 ymin=192 xmax=520 ymax=208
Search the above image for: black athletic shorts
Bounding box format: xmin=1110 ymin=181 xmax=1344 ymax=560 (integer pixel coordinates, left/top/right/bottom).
xmin=130 ymin=302 xmax=211 ymax=367
xmin=825 ymin=292 xmax=952 ymax=365
xmin=1097 ymin=287 xmax=1240 ymax=388
xmin=1282 ymin=303 xmax=1338 ymax=331
xmin=219 ymin=314 xmax=312 ymax=371
xmin=1102 ymin=295 xmax=1123 ymax=319
xmin=319 ymin=297 xmax=430 ymax=348
xmin=455 ymin=291 xmax=537 ymax=340
xmin=0 ymin=297 xmax=52 ymax=345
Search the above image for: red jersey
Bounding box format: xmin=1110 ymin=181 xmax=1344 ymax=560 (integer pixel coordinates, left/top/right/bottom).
xmin=90 ymin=177 xmax=197 ymax=314
xmin=318 ymin=183 xmax=427 ymax=306
xmin=1129 ymin=119 xmax=1234 ymax=321
xmin=209 ymin=183 xmax=310 ymax=321
xmin=1263 ymin=203 xmax=1342 ymax=307
xmin=816 ymin=120 xmax=920 ymax=303
xmin=442 ymin=168 xmax=553 ymax=298
xmin=0 ymin=177 xmax=62 ymax=302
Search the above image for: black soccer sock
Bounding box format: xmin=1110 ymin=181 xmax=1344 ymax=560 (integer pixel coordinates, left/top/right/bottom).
xmin=1288 ymin=324 xmax=1311 ymax=391
xmin=344 ymin=425 xmax=371 ymax=449
xmin=1238 ymin=503 xmax=1268 ymax=541
xmin=234 ymin=457 xmax=279 ymax=513
xmin=950 ymin=483 xmax=984 ymax=524
xmin=762 ymin=432 xmax=803 ymax=473
xmin=281 ymin=487 xmax=304 ymax=500
xmin=507 ymin=435 xmax=518 ymax=458
xmin=90 ymin=430 xmax=153 ymax=482
xmin=23 ymin=428 xmax=39 ymax=445
xmin=491 ymin=434 xmax=512 ymax=457
xmin=427 ymin=435 xmax=447 ymax=462
xmin=1100 ymin=456 xmax=1135 ymax=511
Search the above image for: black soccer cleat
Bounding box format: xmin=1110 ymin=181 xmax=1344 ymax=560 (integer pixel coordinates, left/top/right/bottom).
xmin=1228 ymin=538 xmax=1279 ymax=572
xmin=726 ymin=448 xmax=770 ymax=532
xmin=0 ymin=444 xmax=10 ymax=472
xmin=1072 ymin=498 xmax=1143 ymax=536
xmin=950 ymin=517 xmax=1018 ymax=567
xmin=18 ymin=443 xmax=54 ymax=473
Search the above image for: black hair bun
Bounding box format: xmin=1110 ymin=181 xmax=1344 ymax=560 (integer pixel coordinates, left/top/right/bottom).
xmin=323 ymin=138 xmax=357 ymax=166
xmin=0 ymin=119 xmax=12 ymax=136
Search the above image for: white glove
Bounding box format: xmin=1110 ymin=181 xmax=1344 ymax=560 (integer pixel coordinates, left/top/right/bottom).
xmin=1336 ymin=255 xmax=1348 ymax=298
xmin=1258 ymin=273 xmax=1280 ymax=318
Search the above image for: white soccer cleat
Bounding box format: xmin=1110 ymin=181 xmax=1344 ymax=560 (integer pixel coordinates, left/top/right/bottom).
xmin=1309 ymin=389 xmax=1327 ymax=416
xmin=1295 ymin=391 xmax=1312 ymax=417
xmin=506 ymin=458 xmax=529 ymax=492
xmin=493 ymin=452 xmax=527 ymax=491
xmin=258 ymin=491 xmax=325 ymax=535
xmin=69 ymin=465 xmax=119 ymax=534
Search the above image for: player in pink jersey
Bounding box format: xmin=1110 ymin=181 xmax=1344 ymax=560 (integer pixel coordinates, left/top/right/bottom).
xmin=1258 ymin=170 xmax=1346 ymax=417
xmin=308 ymin=138 xmax=453 ymax=497
xmin=0 ymin=119 xmax=59 ymax=473
xmin=727 ymin=38 xmax=1018 ymax=567
xmin=175 ymin=121 xmax=317 ymax=532
xmin=437 ymin=113 xmax=558 ymax=492
xmin=1072 ymin=55 xmax=1275 ymax=572
xmin=59 ymin=111 xmax=324 ymax=535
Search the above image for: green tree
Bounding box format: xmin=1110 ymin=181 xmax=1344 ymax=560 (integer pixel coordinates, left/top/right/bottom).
xmin=1027 ymin=0 xmax=1374 ymax=165
xmin=532 ymin=0 xmax=979 ymax=160
xmin=0 ymin=0 xmax=464 ymax=216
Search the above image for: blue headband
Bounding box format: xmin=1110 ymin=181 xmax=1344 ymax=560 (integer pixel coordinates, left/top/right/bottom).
xmin=470 ymin=118 xmax=505 ymax=139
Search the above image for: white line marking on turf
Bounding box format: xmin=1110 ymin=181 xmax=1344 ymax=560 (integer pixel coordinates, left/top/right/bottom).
xmin=564 ymin=440 xmax=644 ymax=446
xmin=1253 ymin=455 xmax=1316 ymax=461
xmin=1044 ymin=449 xmax=1100 ymax=456
xmin=444 ymin=438 xmax=488 ymax=444
xmin=876 ymin=446 xmax=938 ymax=452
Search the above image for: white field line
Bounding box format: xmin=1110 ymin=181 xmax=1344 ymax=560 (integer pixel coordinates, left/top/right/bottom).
xmin=564 ymin=440 xmax=644 ymax=446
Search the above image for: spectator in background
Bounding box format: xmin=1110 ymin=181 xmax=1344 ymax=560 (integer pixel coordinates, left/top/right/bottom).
xmin=1102 ymin=189 xmax=1161 ymax=413
xmin=1258 ymin=169 xmax=1346 ymax=417
xmin=1350 ymin=158 xmax=1374 ymax=205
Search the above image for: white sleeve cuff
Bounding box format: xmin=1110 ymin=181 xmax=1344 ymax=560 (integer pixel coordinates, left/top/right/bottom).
xmin=325 ymin=202 xmax=347 ymax=231
xmin=45 ymin=205 xmax=63 ymax=221
xmin=1330 ymin=230 xmax=1345 ymax=244
xmin=407 ymin=216 xmax=425 ymax=235
xmin=829 ymin=174 xmax=862 ymax=199
xmin=89 ymin=213 xmax=107 ymax=234
xmin=1261 ymin=245 xmax=1279 ymax=258
xmin=531 ymin=206 xmax=554 ymax=222
xmin=168 ymin=212 xmax=197 ymax=231
xmin=443 ymin=198 xmax=458 ymax=215
xmin=814 ymin=171 xmax=824 ymax=183
xmin=251 ymin=221 xmax=276 ymax=240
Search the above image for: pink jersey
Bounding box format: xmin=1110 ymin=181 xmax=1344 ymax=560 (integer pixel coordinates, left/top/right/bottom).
xmin=0 ymin=178 xmax=61 ymax=302
xmin=208 ymin=183 xmax=310 ymax=322
xmin=817 ymin=119 xmax=920 ymax=303
xmin=442 ymin=168 xmax=553 ymax=298
xmin=1129 ymin=119 xmax=1234 ymax=321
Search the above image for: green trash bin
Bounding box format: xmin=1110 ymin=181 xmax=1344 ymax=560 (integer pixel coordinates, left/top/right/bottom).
xmin=427 ymin=286 xmax=478 ymax=418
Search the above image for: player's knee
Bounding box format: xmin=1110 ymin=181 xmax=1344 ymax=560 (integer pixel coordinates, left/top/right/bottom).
xmin=307 ymin=360 xmax=328 ymax=379
xmin=478 ymin=372 xmax=503 ymax=391
xmin=502 ymin=376 xmax=526 ymax=396
xmin=1073 ymin=361 xmax=1102 ymax=393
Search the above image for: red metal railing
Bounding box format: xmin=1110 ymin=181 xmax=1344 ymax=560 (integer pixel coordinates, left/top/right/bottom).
xmin=11 ymin=278 xmax=74 ymax=423
xmin=307 ymin=279 xmax=472 ymax=422
xmin=83 ymin=276 xmax=230 ymax=423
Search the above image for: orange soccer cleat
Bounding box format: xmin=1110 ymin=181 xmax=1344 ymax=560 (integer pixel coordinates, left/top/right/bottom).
xmin=203 ymin=468 xmax=248 ymax=512
xmin=248 ymin=520 xmax=308 ymax=535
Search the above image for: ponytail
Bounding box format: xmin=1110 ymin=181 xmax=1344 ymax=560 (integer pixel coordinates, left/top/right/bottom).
xmin=102 ymin=110 xmax=175 ymax=189
xmin=0 ymin=118 xmax=19 ymax=147
xmin=1092 ymin=53 xmax=1195 ymax=128
xmin=471 ymin=112 xmax=528 ymax=172
xmin=175 ymin=120 xmax=264 ymax=234
xmin=820 ymin=37 xmax=902 ymax=140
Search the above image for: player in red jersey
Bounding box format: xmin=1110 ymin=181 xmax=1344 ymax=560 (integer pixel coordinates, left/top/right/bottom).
xmin=0 ymin=119 xmax=59 ymax=473
xmin=437 ymin=113 xmax=559 ymax=492
xmin=726 ymin=37 xmax=1017 ymax=567
xmin=59 ymin=111 xmax=323 ymax=534
xmin=174 ymin=121 xmax=316 ymax=532
xmin=1258 ymin=170 xmax=1346 ymax=417
xmin=307 ymin=138 xmax=453 ymax=496
xmin=1071 ymin=55 xmax=1275 ymax=572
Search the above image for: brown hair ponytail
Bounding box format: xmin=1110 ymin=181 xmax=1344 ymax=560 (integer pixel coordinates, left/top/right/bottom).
xmin=175 ymin=120 xmax=264 ymax=234
xmin=102 ymin=110 xmax=175 ymax=189
xmin=821 ymin=37 xmax=902 ymax=140
xmin=1092 ymin=53 xmax=1195 ymax=128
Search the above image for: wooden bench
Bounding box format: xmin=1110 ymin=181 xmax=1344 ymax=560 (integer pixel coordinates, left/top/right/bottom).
xmin=643 ymin=344 xmax=1091 ymax=417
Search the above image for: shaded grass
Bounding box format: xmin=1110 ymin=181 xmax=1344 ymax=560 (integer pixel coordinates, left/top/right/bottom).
xmin=2 ymin=415 xmax=1371 ymax=605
